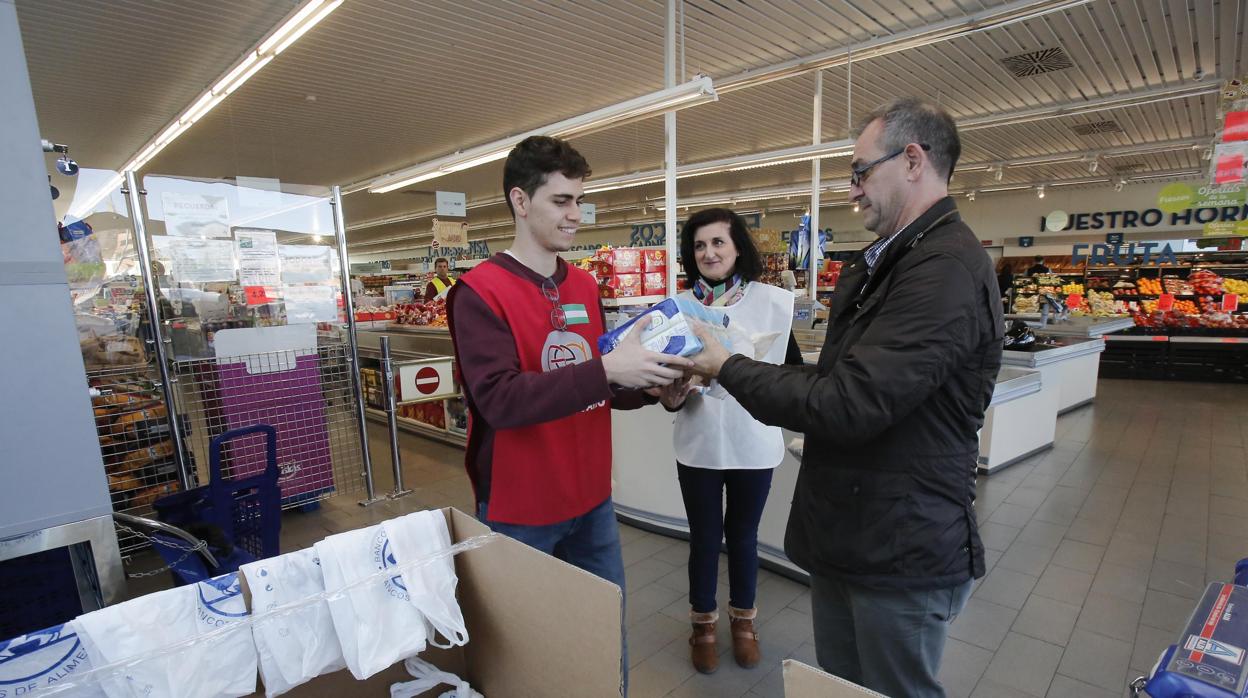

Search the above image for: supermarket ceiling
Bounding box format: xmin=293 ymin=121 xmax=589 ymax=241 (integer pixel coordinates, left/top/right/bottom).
xmin=17 ymin=0 xmax=1248 ymax=249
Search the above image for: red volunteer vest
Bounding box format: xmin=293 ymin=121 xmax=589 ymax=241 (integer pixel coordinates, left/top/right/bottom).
xmin=458 ymin=260 xmax=612 ymax=525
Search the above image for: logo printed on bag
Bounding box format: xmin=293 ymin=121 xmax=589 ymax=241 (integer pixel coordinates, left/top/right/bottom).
xmin=1184 ymin=635 xmax=1246 ymax=665
xmin=197 ymin=574 xmax=247 ymax=628
xmin=0 ymin=625 xmax=90 ymax=689
xmin=372 ymin=529 xmax=409 ymax=601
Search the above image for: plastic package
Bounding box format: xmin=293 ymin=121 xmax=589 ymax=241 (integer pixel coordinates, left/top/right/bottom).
xmin=597 ymin=297 xmax=729 ymax=358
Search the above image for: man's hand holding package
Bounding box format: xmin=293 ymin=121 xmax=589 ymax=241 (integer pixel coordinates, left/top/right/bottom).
xmin=644 ymin=375 xmax=698 ymax=409
xmin=688 ymin=323 xmax=733 ymax=379
xmin=603 ymin=326 xmax=693 ymax=389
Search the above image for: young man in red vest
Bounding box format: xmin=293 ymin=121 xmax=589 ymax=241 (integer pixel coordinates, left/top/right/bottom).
xmin=447 ymin=136 xmax=690 ymax=691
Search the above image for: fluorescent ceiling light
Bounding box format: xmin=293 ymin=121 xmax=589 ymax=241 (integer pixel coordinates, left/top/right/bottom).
xmin=367 ymin=77 xmax=718 ymax=193
xmin=67 ymin=0 xmax=338 ymax=221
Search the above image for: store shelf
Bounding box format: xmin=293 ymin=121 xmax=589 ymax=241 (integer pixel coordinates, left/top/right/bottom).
xmin=1170 ymin=336 xmax=1248 ymax=344
xmin=1105 ymin=335 xmax=1170 ymax=343
xmin=602 ymin=295 xmax=665 ymax=307
xmin=817 ymin=286 xmax=836 ymax=292
xmin=365 ymin=407 xmax=466 ymax=448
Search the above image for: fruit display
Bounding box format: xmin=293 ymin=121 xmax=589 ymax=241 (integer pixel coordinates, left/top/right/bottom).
xmin=1224 ymin=277 xmax=1248 ymax=296
xmin=395 ymin=298 xmax=447 ymax=327
xmin=399 ymin=401 xmax=446 ymax=429
xmin=1162 ymin=276 xmax=1195 ymax=295
xmin=1188 ymin=269 xmax=1224 ymax=295
xmin=1088 ymin=290 xmax=1118 ymax=317
xmin=1112 ymin=280 xmax=1138 ymax=296
xmin=1061 ymin=282 xmax=1085 ymax=295
xmin=1136 ymin=277 xmax=1163 ymax=295
xmin=1013 ymin=295 xmax=1039 ymax=313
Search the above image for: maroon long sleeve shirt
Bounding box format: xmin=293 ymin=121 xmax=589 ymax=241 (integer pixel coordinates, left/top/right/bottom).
xmin=447 ymin=253 xmax=652 ymax=509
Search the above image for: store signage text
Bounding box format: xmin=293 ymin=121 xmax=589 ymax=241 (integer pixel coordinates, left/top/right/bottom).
xmin=1041 ymin=206 xmax=1248 ymax=232
xmin=1071 ymin=242 xmax=1179 ymax=266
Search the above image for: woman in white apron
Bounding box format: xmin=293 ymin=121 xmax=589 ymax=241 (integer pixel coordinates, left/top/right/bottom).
xmin=655 ymin=208 xmax=800 ymax=675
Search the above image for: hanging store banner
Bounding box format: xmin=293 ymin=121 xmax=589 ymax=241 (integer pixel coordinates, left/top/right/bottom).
xmin=432 ymin=219 xmax=469 ymax=248
xmin=278 ymin=245 xmax=334 ymax=283
xmin=1155 ymin=183 xmax=1248 ymax=237
xmin=435 ymin=191 xmax=467 ymax=217
xmin=160 ymin=191 xmax=231 ymax=238
xmin=235 ymin=229 xmax=281 ymax=287
xmin=281 ymin=284 xmax=337 ymax=324
xmin=1224 ymin=110 xmax=1248 ymax=142
xmin=1211 ymin=142 xmax=1248 ymax=185
xmin=152 ymin=236 xmax=236 ymax=282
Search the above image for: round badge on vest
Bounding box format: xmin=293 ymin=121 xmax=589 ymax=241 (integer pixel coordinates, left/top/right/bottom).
xmin=541 ymin=330 xmax=593 ymax=372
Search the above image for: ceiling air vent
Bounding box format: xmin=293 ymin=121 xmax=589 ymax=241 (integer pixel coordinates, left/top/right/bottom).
xmin=1000 ymin=47 xmax=1074 ymax=78
xmin=1070 ymin=120 xmax=1123 ymax=136
xmin=1110 ymin=161 xmax=1147 ymax=173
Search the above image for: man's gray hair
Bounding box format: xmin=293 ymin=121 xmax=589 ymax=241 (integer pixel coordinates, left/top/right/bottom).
xmin=852 ymin=98 xmax=960 ymax=183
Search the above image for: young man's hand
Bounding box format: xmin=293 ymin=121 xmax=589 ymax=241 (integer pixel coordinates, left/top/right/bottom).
xmin=603 ymin=328 xmax=693 ymax=389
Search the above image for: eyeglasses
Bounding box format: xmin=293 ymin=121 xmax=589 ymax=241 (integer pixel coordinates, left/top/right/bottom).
xmin=850 ymin=143 xmax=930 ymax=187
xmin=541 ymin=277 xmax=568 ymax=332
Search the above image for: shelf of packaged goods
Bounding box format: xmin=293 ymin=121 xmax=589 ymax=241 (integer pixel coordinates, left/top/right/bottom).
xmin=601 ymin=295 xmax=665 ymax=307
xmin=365 ymin=407 xmax=466 ymax=448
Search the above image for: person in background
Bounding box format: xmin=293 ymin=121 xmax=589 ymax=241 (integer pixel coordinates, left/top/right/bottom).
xmin=424 ymin=257 xmax=457 ymax=300
xmin=1026 ymin=255 xmax=1050 ymax=276
xmin=446 ymin=135 xmax=692 ymax=696
xmin=652 ymin=208 xmax=803 ymax=675
xmin=685 ymin=97 xmax=1003 ymax=698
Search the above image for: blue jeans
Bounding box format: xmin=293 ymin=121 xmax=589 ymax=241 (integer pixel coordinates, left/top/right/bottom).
xmin=477 ymin=497 xmax=628 ymax=695
xmin=810 ymin=574 xmax=974 ymax=698
xmin=677 ymin=464 xmax=773 ymax=614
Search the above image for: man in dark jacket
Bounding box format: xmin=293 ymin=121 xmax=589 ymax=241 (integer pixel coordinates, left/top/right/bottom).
xmin=688 ymin=98 xmax=1003 ymax=697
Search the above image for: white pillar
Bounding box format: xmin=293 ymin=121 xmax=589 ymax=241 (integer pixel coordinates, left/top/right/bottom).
xmin=664 ymin=0 xmax=679 ymax=296
xmin=808 ymin=71 xmax=822 ymax=299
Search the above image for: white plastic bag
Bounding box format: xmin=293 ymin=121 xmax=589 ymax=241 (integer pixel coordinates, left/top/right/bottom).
xmin=381 ymin=511 xmax=468 ymax=649
xmin=390 ymin=657 xmax=483 ymax=698
xmin=241 ymin=548 xmax=346 ymax=697
xmin=314 ymin=524 xmax=429 ymax=680
xmin=0 ymin=619 xmax=106 ymax=696
xmin=75 ymin=572 xmax=257 ymax=698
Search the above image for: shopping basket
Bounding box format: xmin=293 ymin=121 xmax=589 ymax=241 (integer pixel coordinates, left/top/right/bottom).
xmin=150 ymin=425 xmax=282 ymax=585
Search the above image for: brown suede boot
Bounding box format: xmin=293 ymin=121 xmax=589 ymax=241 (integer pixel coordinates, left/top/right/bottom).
xmin=689 ymin=610 xmax=719 ymax=674
xmin=728 ymin=606 xmax=761 ymax=669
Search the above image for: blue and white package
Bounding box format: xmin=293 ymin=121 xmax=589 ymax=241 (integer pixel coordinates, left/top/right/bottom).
xmin=1137 ymin=583 xmax=1248 ymax=698
xmin=598 ymin=297 xmax=729 ymax=358
xmin=0 ymin=620 xmax=105 ymax=696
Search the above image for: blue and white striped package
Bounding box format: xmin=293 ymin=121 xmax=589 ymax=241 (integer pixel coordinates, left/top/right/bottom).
xmin=597 ymin=298 xmax=729 ymax=358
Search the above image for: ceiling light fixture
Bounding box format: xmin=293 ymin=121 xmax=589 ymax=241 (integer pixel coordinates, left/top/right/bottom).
xmin=1037 ymin=185 xmax=1045 ymax=199
xmin=67 ymin=0 xmax=341 ymax=220
xmin=368 ymin=77 xmax=719 ymax=194
xmin=1114 ymin=179 xmax=1126 ymax=192
xmin=968 ymin=190 xmax=976 ymax=201
xmin=995 ymin=168 xmax=1005 ymax=182
xmin=852 ymin=201 xmax=860 ymax=212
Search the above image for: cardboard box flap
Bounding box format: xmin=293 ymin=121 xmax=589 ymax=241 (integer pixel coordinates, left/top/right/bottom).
xmin=783 ymin=659 xmax=886 ymax=697
xmin=450 ymin=508 xmax=624 ymax=697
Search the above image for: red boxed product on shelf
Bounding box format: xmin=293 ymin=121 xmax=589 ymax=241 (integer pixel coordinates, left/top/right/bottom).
xmin=607 ymin=248 xmax=642 ymax=274
xmin=601 ymin=273 xmax=643 ymax=298
xmin=643 ymin=249 xmax=667 ymax=273
xmin=642 ymin=272 xmax=666 ymax=295
xmin=586 ymin=259 xmax=614 ymax=281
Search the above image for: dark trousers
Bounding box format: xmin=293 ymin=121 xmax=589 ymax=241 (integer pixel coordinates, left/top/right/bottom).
xmin=810 ymin=573 xmax=974 ymax=698
xmin=676 ymin=463 xmax=774 ymax=614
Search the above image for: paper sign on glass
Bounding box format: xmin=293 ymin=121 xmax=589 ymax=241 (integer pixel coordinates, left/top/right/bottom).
xmin=244 ymin=286 xmax=277 ymax=305
xmin=282 ymin=285 xmax=337 ymax=324
xmin=154 ymin=236 xmax=236 ymax=282
xmin=278 ymin=245 xmax=334 ymax=283
xmin=160 ymin=191 xmax=231 ymax=238
xmin=236 ymin=229 xmax=281 ymax=287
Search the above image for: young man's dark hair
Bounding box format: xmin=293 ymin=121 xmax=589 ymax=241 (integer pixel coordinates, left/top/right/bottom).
xmin=502 ymin=136 xmax=592 ymax=217
xmin=679 ymin=208 xmax=765 ymax=286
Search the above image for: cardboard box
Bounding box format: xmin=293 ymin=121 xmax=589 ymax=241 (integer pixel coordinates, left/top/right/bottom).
xmin=643 ymin=249 xmax=667 ymax=272
xmin=601 ymin=273 xmax=642 ymax=298
xmin=642 ymin=272 xmax=666 ymax=296
xmin=250 ymin=508 xmax=624 ymax=697
xmin=783 ymin=659 xmax=884 ymax=697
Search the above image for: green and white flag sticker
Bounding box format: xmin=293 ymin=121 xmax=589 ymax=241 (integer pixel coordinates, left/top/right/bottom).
xmin=562 ymin=303 xmax=590 ymax=325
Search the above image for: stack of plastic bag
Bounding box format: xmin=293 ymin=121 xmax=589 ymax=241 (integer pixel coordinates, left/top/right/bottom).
xmin=314 ymin=510 xmax=467 ymax=681
xmin=241 ymin=548 xmax=346 ymax=697
xmin=74 ymin=572 xmax=256 ymax=697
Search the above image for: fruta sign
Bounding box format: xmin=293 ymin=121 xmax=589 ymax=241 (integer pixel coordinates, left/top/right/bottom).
xmin=1071 ymin=242 xmax=1179 ymax=266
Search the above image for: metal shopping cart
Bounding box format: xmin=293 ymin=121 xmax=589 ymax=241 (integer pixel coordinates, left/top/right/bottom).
xmin=144 ymin=425 xmax=282 ymax=585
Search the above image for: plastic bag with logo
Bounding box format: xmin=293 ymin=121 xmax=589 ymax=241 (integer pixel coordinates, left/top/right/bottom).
xmin=381 ymin=511 xmax=468 ymax=649
xmin=74 ymin=572 xmax=257 ymax=698
xmin=314 ymin=524 xmax=429 ymax=680
xmin=241 ymin=548 xmax=346 ymax=697
xmin=0 ymin=619 xmax=106 ymax=697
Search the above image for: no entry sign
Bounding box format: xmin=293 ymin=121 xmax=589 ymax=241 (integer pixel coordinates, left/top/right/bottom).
xmin=397 ymin=358 xmax=456 ymax=403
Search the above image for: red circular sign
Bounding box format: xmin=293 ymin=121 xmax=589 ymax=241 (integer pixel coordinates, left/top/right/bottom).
xmin=415 ymin=366 xmax=441 ymax=395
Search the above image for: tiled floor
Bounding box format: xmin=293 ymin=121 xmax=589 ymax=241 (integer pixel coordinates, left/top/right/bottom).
xmin=122 ymin=378 xmax=1248 ymax=697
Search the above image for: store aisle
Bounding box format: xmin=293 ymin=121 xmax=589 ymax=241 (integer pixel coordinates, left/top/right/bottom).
xmin=118 ymin=379 xmax=1248 ymax=697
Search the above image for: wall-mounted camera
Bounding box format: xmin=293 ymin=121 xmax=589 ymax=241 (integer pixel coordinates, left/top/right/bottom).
xmin=42 ymin=139 xmax=78 ymax=177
